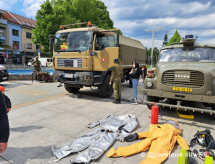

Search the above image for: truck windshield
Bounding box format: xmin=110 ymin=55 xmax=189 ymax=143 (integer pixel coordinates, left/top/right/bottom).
xmin=159 ymin=48 xmax=215 ymax=62
xmin=55 ymin=31 xmax=91 ymax=52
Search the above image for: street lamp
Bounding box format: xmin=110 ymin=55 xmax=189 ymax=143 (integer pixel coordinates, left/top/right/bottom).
xmin=145 ymin=28 xmax=164 ymax=69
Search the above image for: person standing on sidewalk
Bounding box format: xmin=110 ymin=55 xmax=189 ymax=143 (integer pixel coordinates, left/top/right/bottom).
xmin=130 ymin=62 xmax=140 ymax=105
xmin=32 ymin=56 xmax=41 ymax=80
xmin=109 ymin=61 xmax=123 ymax=104
xmin=0 ymin=86 xmax=12 ymax=113
xmin=0 ymin=90 xmax=10 ymax=153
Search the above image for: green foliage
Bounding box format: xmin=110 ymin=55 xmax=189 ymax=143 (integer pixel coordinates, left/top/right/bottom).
xmin=147 ymin=47 xmax=159 ymax=65
xmin=166 ymin=30 xmax=181 ymax=46
xmin=33 ymin=0 xmax=121 ymax=52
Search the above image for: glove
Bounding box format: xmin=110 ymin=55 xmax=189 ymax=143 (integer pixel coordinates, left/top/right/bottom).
xmin=86 ymin=121 xmax=99 ymax=128
xmin=124 ymin=133 xmax=138 ymax=142
xmin=116 ymin=130 xmax=129 ymax=142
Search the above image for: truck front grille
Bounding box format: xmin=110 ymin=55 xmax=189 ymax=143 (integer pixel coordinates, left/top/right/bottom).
xmin=162 ymin=70 xmax=204 ymax=88
xmin=57 ymin=58 xmax=82 ymax=68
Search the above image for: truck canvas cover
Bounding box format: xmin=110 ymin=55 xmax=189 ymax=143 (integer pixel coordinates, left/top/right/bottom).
xmin=119 ymin=35 xmax=147 ymax=62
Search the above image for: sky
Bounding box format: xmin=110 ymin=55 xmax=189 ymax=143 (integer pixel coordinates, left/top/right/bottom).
xmin=1 ymin=0 xmax=215 ymax=48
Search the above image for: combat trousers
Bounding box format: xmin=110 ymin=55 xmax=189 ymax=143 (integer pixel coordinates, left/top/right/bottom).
xmin=113 ymin=81 xmax=121 ymax=99
xmin=52 ymin=128 xmax=118 ymax=163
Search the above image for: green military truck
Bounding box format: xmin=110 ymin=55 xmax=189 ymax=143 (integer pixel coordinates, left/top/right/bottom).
xmin=49 ymin=22 xmax=147 ymax=97
xmin=140 ymin=35 xmax=215 ymax=119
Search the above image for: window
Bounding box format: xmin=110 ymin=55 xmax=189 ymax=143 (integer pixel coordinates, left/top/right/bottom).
xmin=36 ymin=45 xmax=41 ymax=50
xmin=13 ymin=41 xmax=19 ymax=50
xmin=26 ymin=32 xmax=31 ymax=39
xmin=32 ymin=25 xmax=35 ymax=28
xmin=26 ymin=43 xmax=32 ymax=49
xmin=0 ymin=39 xmax=5 ymax=45
xmin=95 ymin=33 xmax=117 ymax=51
xmin=0 ymin=27 xmax=4 ymax=37
xmin=12 ymin=29 xmax=19 ymax=36
xmin=22 ymin=22 xmax=25 ymax=24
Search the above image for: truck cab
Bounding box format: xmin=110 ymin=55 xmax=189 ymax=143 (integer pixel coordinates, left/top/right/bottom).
xmin=140 ymin=35 xmax=215 ymax=119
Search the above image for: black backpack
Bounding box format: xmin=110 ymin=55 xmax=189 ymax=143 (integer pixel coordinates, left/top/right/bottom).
xmin=190 ymin=129 xmax=213 ymax=148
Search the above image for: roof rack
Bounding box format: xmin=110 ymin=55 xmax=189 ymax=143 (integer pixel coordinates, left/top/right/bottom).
xmin=60 ymin=21 xmax=96 ymax=30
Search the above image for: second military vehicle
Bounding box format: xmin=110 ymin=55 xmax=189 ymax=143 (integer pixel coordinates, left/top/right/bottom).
xmin=49 ymin=22 xmax=147 ymax=97
xmin=140 ymin=35 xmax=215 ymax=119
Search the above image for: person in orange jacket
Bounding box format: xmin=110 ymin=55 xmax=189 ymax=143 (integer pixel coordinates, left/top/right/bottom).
xmin=107 ymin=119 xmax=190 ymax=164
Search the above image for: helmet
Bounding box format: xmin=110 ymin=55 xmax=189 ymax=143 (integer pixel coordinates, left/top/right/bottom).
xmin=35 ymin=56 xmax=38 ymax=59
xmin=0 ymin=86 xmax=5 ymax=92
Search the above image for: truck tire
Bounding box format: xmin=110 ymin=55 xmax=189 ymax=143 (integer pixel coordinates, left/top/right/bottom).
xmin=146 ymin=95 xmax=159 ymax=109
xmin=64 ymin=84 xmax=80 ymax=93
xmin=129 ymin=79 xmax=132 ymax=88
xmin=98 ymin=74 xmax=113 ymax=98
xmin=211 ymin=104 xmax=215 ymax=120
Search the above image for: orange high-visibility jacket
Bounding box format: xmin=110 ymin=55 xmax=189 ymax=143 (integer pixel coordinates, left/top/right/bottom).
xmin=107 ymin=119 xmax=190 ymax=164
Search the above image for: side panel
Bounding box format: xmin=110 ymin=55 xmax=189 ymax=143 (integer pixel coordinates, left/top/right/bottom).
xmin=93 ymin=47 xmax=119 ymax=71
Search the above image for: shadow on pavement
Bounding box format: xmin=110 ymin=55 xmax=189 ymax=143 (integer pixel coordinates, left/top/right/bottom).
xmin=10 ymin=126 xmax=43 ymax=133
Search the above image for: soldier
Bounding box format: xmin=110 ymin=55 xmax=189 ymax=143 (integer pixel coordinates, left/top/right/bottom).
xmin=109 ymin=61 xmax=123 ymax=104
xmin=32 ymin=56 xmax=41 ymax=80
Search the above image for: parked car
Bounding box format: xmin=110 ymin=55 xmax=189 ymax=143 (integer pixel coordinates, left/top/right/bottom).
xmin=0 ymin=65 xmax=9 ymax=82
xmin=47 ymin=58 xmax=53 ymax=67
xmin=28 ymin=58 xmax=48 ymax=67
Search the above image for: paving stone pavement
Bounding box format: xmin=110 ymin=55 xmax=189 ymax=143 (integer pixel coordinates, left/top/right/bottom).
xmin=0 ymin=80 xmax=215 ymax=164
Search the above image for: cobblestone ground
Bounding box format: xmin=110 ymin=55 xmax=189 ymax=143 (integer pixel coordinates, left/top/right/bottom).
xmin=0 ymin=80 xmax=214 ymax=164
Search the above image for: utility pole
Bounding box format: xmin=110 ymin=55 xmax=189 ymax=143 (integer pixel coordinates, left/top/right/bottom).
xmin=145 ymin=28 xmax=164 ymax=69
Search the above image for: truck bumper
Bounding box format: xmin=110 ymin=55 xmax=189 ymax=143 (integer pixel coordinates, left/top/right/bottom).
xmin=143 ymin=100 xmax=215 ymax=115
xmin=140 ymin=89 xmax=215 ymax=104
xmin=57 ymin=71 xmax=101 ymax=87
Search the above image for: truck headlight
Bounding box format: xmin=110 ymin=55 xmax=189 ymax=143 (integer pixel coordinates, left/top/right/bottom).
xmin=147 ymin=82 xmax=153 ymax=88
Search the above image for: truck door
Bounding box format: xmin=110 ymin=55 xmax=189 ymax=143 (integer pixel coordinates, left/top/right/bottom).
xmin=92 ymin=30 xmax=119 ymax=71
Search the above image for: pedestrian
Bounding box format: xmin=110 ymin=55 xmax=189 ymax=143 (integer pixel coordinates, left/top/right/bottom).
xmin=32 ymin=56 xmax=41 ymax=80
xmin=0 ymin=90 xmax=10 ymax=153
xmin=0 ymin=86 xmax=11 ymax=113
xmin=109 ymin=61 xmax=123 ymax=104
xmin=130 ymin=62 xmax=140 ymax=105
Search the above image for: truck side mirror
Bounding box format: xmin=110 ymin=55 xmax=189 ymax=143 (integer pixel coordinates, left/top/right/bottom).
xmin=90 ymin=52 xmax=97 ymax=56
xmin=49 ymin=38 xmax=53 ymax=52
xmin=88 ymin=44 xmax=92 ymax=50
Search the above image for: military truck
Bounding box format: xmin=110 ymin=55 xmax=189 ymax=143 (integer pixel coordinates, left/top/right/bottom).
xmin=49 ymin=22 xmax=147 ymax=97
xmin=140 ymin=35 xmax=215 ymax=119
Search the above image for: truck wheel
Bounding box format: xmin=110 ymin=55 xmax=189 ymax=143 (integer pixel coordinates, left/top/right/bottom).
xmin=146 ymin=95 xmax=159 ymax=109
xmin=64 ymin=84 xmax=80 ymax=93
xmin=129 ymin=79 xmax=132 ymax=88
xmin=211 ymin=104 xmax=215 ymax=120
xmin=98 ymin=74 xmax=113 ymax=98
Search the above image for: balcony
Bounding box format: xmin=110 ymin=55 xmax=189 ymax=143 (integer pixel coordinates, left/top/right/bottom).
xmin=0 ymin=18 xmax=7 ymax=25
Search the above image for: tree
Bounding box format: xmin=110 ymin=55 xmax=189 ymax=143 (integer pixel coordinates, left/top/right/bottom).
xmin=166 ymin=30 xmax=181 ymax=46
xmin=32 ymin=0 xmax=122 ymax=55
xmin=147 ymin=47 xmax=159 ymax=65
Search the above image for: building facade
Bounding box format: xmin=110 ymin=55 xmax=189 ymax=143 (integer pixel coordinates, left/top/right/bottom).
xmin=9 ymin=12 xmax=39 ymax=65
xmin=0 ymin=9 xmax=22 ymax=64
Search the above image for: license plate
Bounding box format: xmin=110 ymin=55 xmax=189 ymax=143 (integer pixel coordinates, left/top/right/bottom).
xmin=2 ymin=77 xmax=7 ymax=80
xmin=173 ymin=87 xmax=192 ymax=92
xmin=63 ymin=74 xmax=74 ymax=78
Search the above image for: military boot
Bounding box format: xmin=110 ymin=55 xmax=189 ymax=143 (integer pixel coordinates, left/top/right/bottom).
xmin=118 ymin=98 xmax=121 ymax=104
xmin=113 ymin=99 xmax=119 ymax=104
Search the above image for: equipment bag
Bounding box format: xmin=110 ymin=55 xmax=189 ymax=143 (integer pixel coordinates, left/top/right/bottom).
xmin=178 ymin=149 xmax=189 ymax=164
xmin=204 ymin=156 xmax=213 ymax=164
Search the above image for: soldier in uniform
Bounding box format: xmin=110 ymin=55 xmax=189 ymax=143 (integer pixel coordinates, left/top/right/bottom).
xmin=32 ymin=57 xmax=41 ymax=80
xmin=109 ymin=61 xmax=123 ymax=104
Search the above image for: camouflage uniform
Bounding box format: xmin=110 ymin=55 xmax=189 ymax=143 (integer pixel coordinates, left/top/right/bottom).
xmin=32 ymin=57 xmax=41 ymax=80
xmin=110 ymin=65 xmax=123 ymax=103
